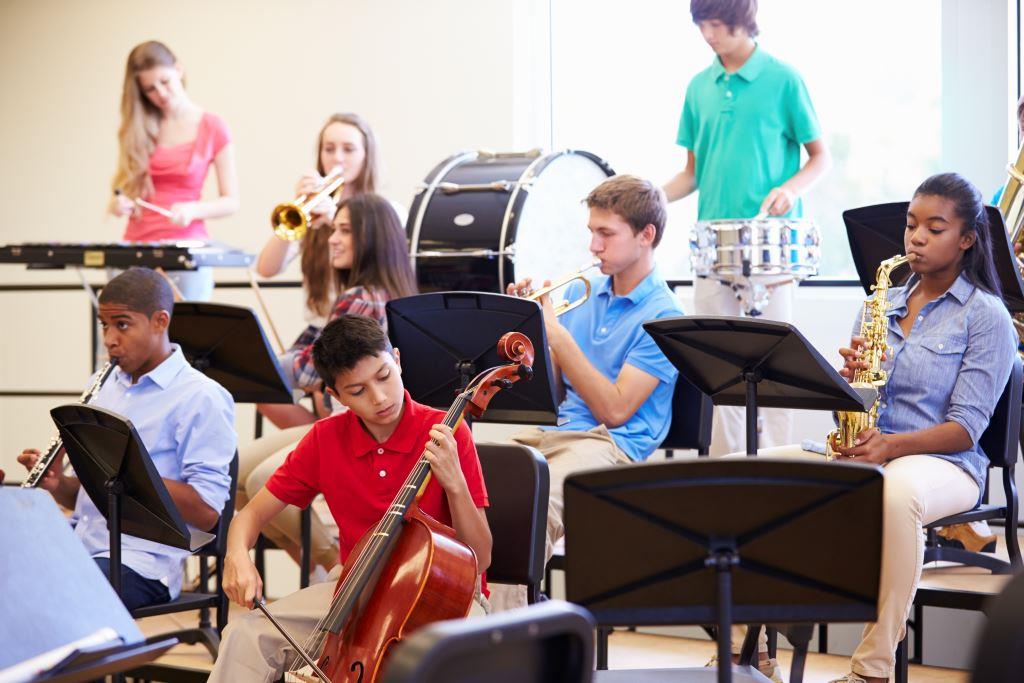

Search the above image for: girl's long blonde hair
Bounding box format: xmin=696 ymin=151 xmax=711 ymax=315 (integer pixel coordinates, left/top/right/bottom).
xmin=110 ymin=41 xmax=179 ymax=200
xmin=301 ymin=113 xmax=382 ymax=317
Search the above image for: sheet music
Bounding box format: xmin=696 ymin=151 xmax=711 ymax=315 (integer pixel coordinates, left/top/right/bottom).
xmin=0 ymin=627 xmax=121 ymax=683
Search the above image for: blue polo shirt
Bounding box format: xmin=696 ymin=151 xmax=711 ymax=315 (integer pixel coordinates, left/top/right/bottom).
xmin=677 ymin=45 xmax=822 ymax=220
xmin=548 ymin=268 xmax=683 ymax=460
xmin=71 ymin=345 xmax=236 ymax=599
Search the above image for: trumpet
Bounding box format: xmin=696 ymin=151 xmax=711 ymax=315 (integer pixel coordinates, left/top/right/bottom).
xmin=519 ymin=261 xmax=600 ymax=316
xmin=271 ymin=167 xmax=345 ymax=241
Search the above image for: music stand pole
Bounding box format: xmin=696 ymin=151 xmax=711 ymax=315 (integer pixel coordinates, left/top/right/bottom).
xmin=743 ymin=371 xmax=761 ymax=456
xmin=709 ymin=547 xmax=739 ymax=683
xmin=106 ymin=479 xmax=124 ymax=597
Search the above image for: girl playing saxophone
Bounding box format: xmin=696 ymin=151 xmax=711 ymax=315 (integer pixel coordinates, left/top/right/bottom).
xmin=825 ymin=173 xmax=1016 ymax=683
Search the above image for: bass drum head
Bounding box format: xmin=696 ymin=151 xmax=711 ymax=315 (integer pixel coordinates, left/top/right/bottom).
xmin=510 ymin=151 xmax=613 ymax=288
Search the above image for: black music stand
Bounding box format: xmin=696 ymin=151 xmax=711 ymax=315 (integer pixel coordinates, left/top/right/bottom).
xmin=169 ymin=301 xmax=293 ymax=404
xmin=386 ymin=292 xmax=559 ymax=424
xmin=564 ymin=459 xmax=883 ymax=683
xmin=0 ymin=489 xmax=176 ymax=683
xmin=843 ymin=202 xmax=1024 ymax=312
xmin=50 ymin=404 xmax=213 ymax=598
xmin=643 ymin=316 xmax=874 ymax=455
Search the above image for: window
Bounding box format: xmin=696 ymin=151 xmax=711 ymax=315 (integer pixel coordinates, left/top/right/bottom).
xmin=550 ymin=1 xmax=948 ymax=279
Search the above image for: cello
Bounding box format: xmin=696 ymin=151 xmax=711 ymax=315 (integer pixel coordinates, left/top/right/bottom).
xmin=258 ymin=331 xmax=534 ymax=683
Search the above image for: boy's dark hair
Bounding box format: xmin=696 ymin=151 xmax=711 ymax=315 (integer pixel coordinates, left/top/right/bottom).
xmin=913 ymin=172 xmax=1001 ymax=297
xmin=312 ymin=315 xmax=393 ymax=390
xmin=690 ymin=0 xmax=759 ymax=37
xmin=585 ymin=175 xmax=668 ymax=248
xmin=98 ymin=267 xmax=173 ymax=317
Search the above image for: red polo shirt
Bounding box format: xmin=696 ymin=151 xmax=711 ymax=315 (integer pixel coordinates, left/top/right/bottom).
xmin=265 ymin=391 xmax=489 ymax=566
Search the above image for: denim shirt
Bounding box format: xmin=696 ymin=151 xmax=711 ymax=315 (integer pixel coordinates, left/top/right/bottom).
xmin=859 ymin=274 xmax=1017 ymax=496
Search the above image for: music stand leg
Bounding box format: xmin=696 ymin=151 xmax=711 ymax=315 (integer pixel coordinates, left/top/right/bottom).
xmin=106 ymin=477 xmax=127 ymax=683
xmin=742 ymin=371 xmax=761 ymax=456
xmin=709 ymin=548 xmax=739 ymax=683
xmin=106 ymin=478 xmax=124 ymax=598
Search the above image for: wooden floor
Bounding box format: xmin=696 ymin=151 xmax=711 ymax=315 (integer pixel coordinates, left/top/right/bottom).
xmin=135 ymin=601 xmax=969 ymax=682
xmin=132 ymin=531 xmax=1017 ymax=680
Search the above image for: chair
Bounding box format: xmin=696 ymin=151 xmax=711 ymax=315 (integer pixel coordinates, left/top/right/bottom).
xmin=379 ymin=600 xmax=595 ymax=683
xmin=477 ymin=442 xmax=550 ymax=604
xmin=969 ymin=570 xmax=1024 ymax=682
xmin=662 ymin=374 xmax=714 ymax=458
xmin=923 ymin=356 xmax=1023 ymax=573
xmin=128 ymin=451 xmax=239 ymax=658
xmin=545 ymin=376 xmax=713 ymax=593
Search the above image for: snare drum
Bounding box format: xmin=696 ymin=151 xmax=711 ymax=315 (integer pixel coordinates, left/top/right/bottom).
xmin=407 ymin=149 xmax=614 ymax=293
xmin=690 ymin=218 xmax=821 ymax=279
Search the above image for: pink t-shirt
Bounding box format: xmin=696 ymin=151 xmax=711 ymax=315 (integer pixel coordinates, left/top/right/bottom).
xmin=123 ymin=112 xmax=231 ymax=242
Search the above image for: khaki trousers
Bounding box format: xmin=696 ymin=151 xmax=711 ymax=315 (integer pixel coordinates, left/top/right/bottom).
xmin=750 ymin=445 xmax=979 ymax=677
xmin=487 ymin=426 xmax=631 ymax=612
xmin=209 ymin=565 xmax=487 ymax=682
xmin=237 ymin=425 xmax=340 ymax=569
xmin=694 ymin=277 xmax=795 ymax=456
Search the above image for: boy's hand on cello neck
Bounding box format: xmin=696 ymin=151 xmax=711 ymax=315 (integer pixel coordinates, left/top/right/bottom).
xmin=423 ymin=424 xmax=469 ymax=496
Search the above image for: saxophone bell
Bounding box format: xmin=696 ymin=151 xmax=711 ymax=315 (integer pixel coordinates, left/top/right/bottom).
xmin=826 ymin=253 xmax=912 ymax=460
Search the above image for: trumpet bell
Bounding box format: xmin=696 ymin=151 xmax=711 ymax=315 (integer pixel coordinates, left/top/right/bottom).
xmin=270 ymin=168 xmax=346 ymax=241
xmin=271 ymin=202 xmax=310 ymax=241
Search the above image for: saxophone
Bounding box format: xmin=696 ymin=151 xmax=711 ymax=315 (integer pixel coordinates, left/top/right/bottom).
xmin=22 ymin=360 xmax=118 ymax=487
xmin=826 ymin=254 xmax=913 ymax=459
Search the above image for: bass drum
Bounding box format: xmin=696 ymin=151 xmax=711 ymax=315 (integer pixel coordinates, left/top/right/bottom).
xmin=407 ymin=149 xmax=614 ymax=293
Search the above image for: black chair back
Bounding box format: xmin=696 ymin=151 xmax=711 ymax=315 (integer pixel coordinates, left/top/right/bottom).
xmin=660 ymin=375 xmax=713 ymax=454
xmin=978 ymin=357 xmax=1023 ymax=468
xmin=477 ymin=443 xmax=549 ymax=604
xmin=380 ymin=600 xmax=595 ymax=683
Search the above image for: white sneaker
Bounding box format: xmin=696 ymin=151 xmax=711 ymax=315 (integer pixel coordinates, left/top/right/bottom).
xmin=705 ymin=655 xmax=783 ymax=683
xmin=828 ymin=675 xmax=867 ymax=683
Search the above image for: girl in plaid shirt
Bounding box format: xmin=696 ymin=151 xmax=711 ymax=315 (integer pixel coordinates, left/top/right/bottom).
xmin=238 ymin=193 xmax=416 ymax=578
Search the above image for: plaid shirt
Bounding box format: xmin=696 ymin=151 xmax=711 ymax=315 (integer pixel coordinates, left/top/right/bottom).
xmin=291 ymin=286 xmax=391 ymax=390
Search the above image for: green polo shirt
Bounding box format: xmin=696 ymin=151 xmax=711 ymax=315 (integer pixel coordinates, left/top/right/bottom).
xmin=676 ymin=45 xmax=821 ymax=220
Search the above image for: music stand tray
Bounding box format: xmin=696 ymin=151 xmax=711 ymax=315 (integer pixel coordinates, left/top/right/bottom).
xmin=386 ymin=292 xmax=559 ymax=424
xmin=50 ymin=404 xmax=213 ymax=597
xmin=643 ymin=316 xmax=874 ymax=455
xmin=0 ymin=489 xmax=176 ymax=683
xmin=843 ymin=202 xmax=1024 ymax=312
xmin=170 ymin=301 xmax=292 ymax=404
xmin=564 ymin=459 xmax=883 ymax=683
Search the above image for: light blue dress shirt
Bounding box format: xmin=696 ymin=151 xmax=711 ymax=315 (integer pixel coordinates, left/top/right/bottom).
xmin=548 ymin=268 xmax=684 ymax=461
xmin=862 ymin=274 xmax=1017 ymax=497
xmin=71 ymin=345 xmax=236 ymax=598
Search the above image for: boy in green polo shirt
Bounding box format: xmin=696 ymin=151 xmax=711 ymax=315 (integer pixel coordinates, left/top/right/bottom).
xmin=662 ymin=0 xmax=831 ymax=461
